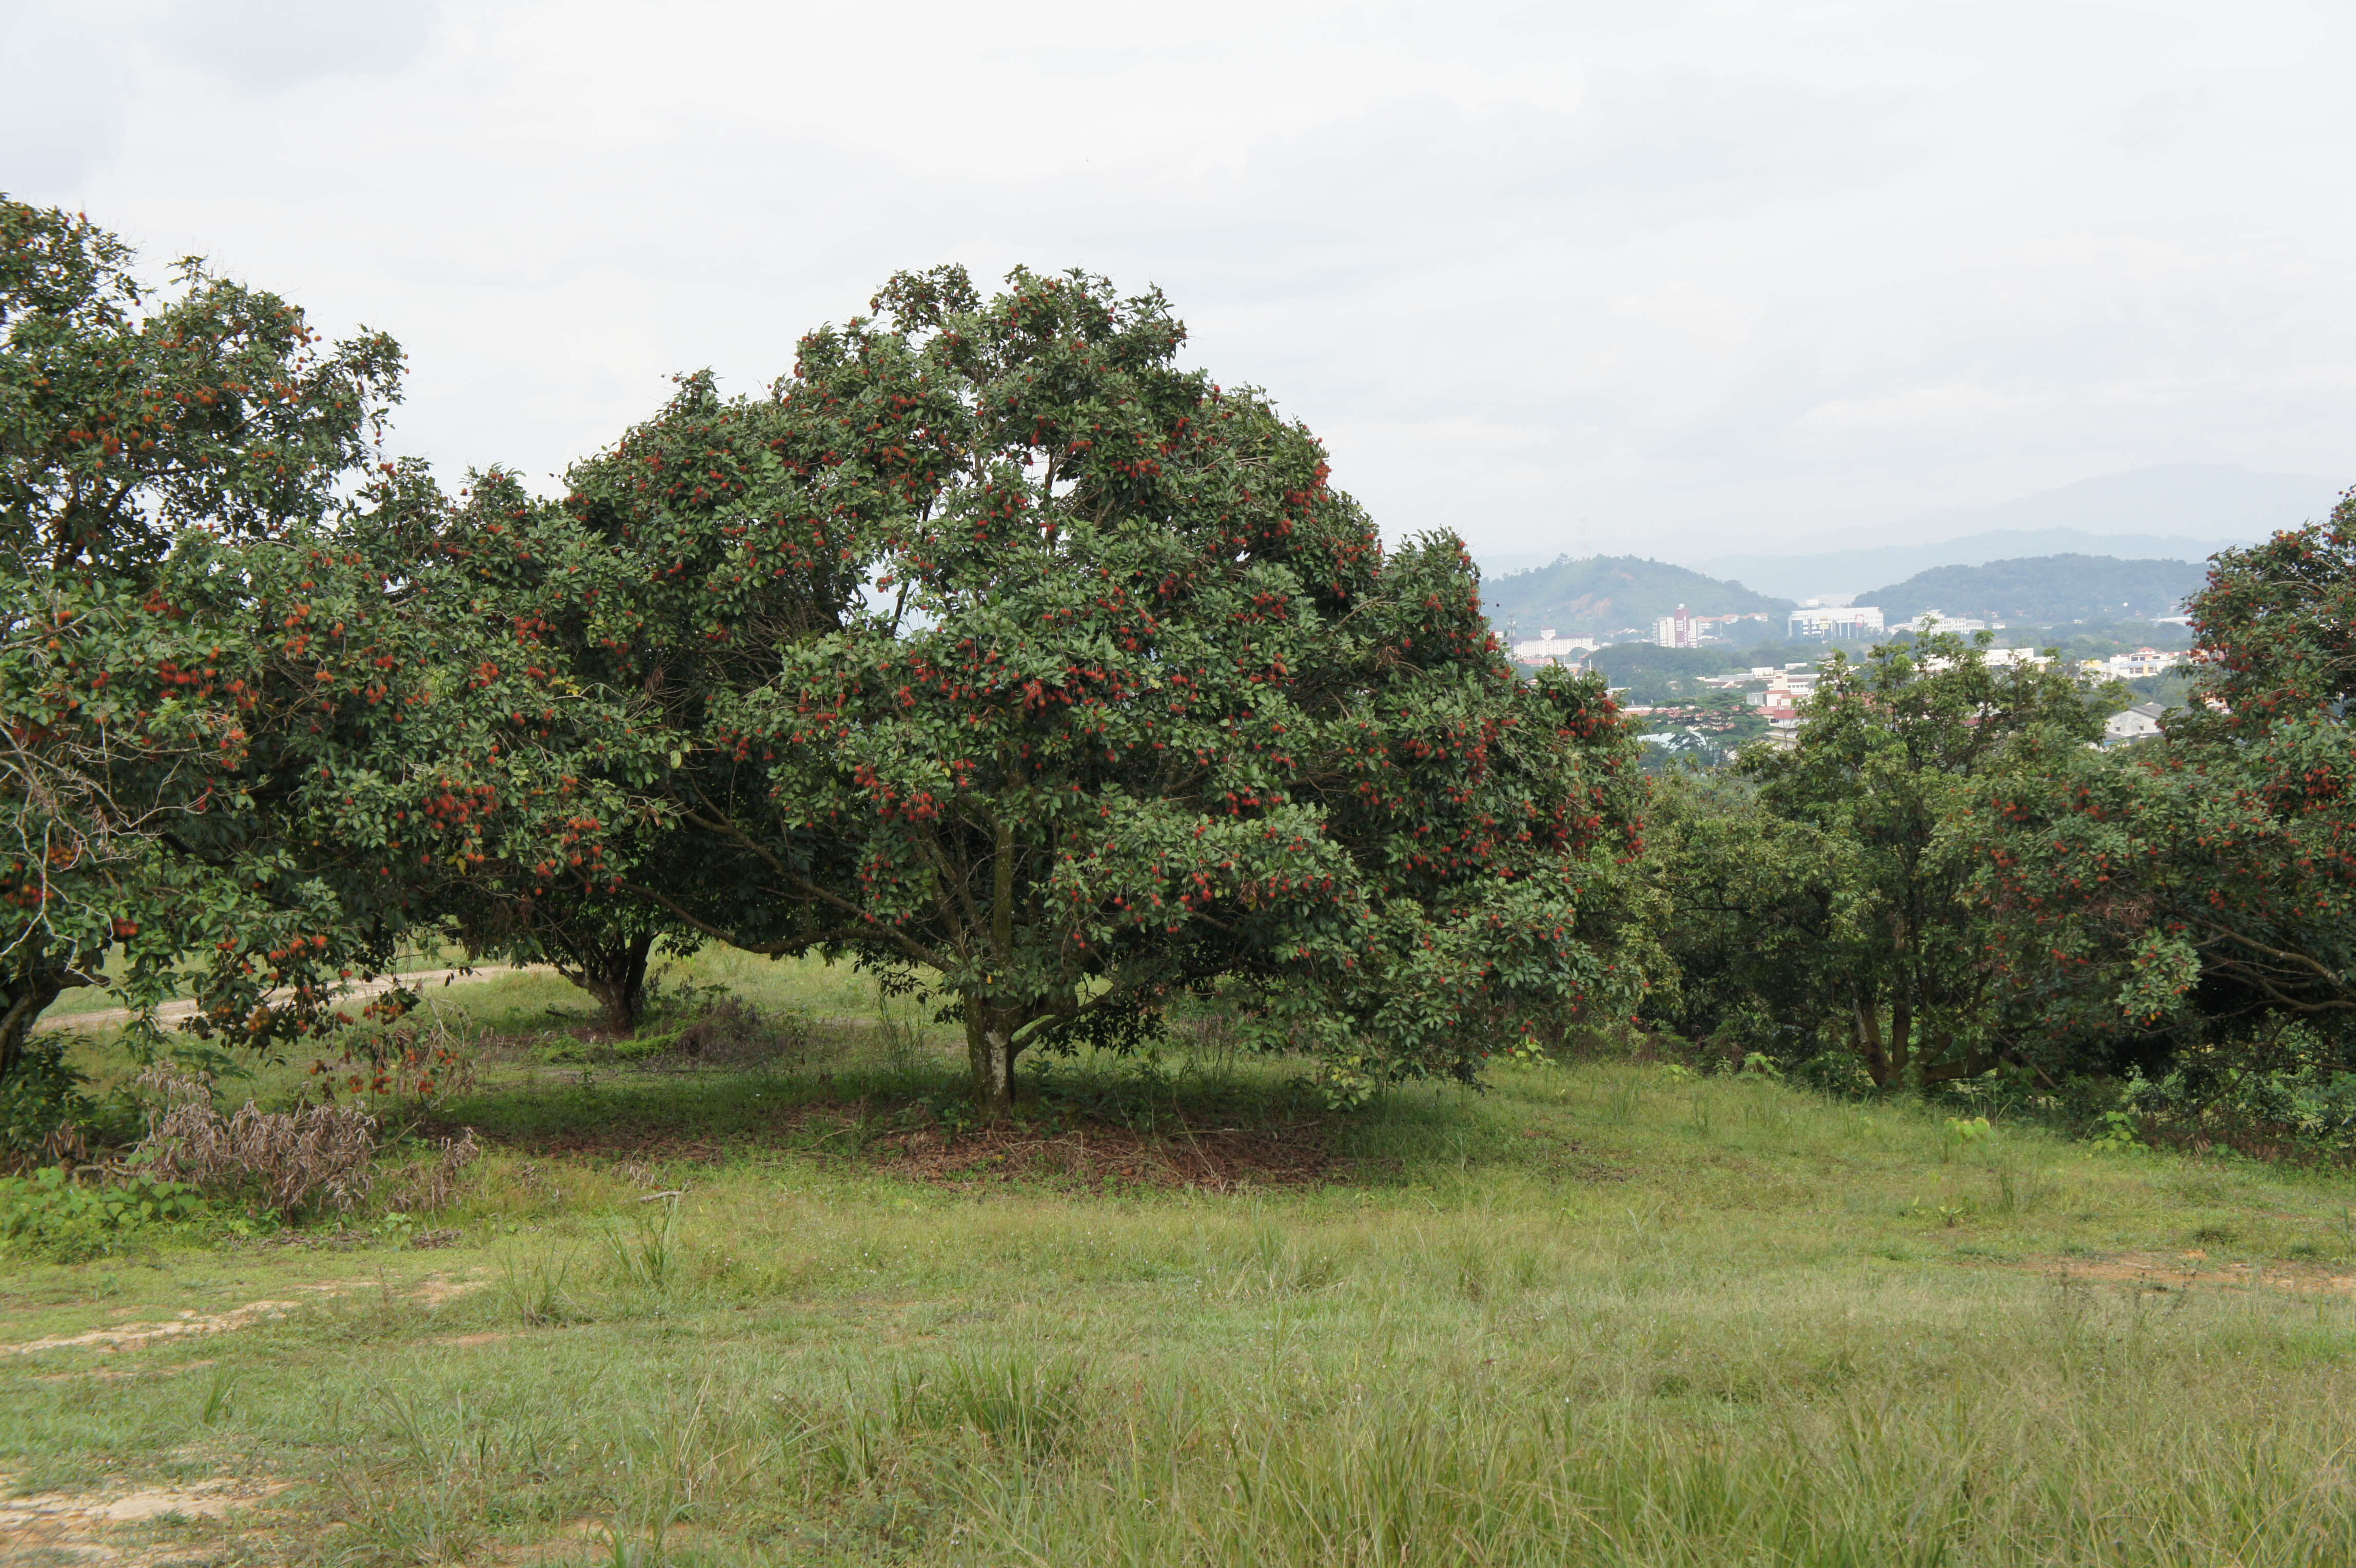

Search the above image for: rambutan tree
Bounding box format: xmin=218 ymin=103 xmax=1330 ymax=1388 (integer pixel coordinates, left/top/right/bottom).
xmin=1977 ymin=499 xmax=2356 ymax=1084
xmin=0 ymin=197 xmax=406 ymax=1118
xmin=0 ymin=200 xmax=630 ymax=1143
xmin=487 ymin=266 xmax=1656 ymax=1106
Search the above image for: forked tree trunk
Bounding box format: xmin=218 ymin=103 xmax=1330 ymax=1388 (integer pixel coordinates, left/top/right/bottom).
xmin=560 ymin=932 xmax=655 ymax=1036
xmin=1855 ymin=991 xmax=1892 ymax=1088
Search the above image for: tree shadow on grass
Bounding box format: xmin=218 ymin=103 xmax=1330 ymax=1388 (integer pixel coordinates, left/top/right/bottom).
xmin=426 ymin=1015 xmax=1372 ymax=1192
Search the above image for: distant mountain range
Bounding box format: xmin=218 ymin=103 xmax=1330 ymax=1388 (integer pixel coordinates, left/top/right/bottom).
xmin=1480 ymin=554 xmax=1790 ymax=638
xmin=1694 ymin=528 xmax=2231 ymax=602
xmin=1681 ymin=465 xmax=2341 ymax=598
xmin=1475 ymin=466 xmax=2347 ymax=639
xmin=1480 ymin=548 xmax=2220 ymax=644
xmin=1859 ymin=555 xmax=2208 ymax=624
xmin=1475 ymin=465 xmax=2341 ymax=601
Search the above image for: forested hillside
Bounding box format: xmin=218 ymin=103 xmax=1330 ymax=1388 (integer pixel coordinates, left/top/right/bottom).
xmin=1859 ymin=553 xmax=2205 ymax=622
xmin=1482 ymin=554 xmax=1791 ymax=636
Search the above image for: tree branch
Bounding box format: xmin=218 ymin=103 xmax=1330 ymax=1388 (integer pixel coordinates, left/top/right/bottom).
xmin=668 ymin=798 xmax=958 ymax=971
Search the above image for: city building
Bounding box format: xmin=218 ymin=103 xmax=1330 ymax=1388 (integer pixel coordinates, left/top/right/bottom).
xmin=2082 ymin=648 xmax=2184 ymax=680
xmin=1510 ymin=628 xmax=1599 ymax=664
xmin=1788 ymin=605 xmax=1885 ymax=640
xmin=2104 ymin=703 xmax=2168 ymax=745
xmin=1653 ymin=606 xmax=1774 ymax=648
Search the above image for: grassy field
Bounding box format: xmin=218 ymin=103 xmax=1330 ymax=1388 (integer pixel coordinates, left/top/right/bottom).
xmin=9 ymin=956 xmax=2356 ymax=1566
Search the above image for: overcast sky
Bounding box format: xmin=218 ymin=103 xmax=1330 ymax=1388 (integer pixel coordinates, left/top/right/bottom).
xmin=8 ymin=0 xmax=2353 ymax=559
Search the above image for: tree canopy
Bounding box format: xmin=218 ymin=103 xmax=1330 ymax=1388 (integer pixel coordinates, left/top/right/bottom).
xmin=1975 ymin=499 xmax=2356 ymax=1089
xmin=12 ymin=192 xmax=2355 ymax=1160
xmin=457 ymin=266 xmax=1657 ymax=1105
xmin=1650 ymin=633 xmax=2111 ymax=1087
xmin=1 ymin=198 xmax=406 ymax=1101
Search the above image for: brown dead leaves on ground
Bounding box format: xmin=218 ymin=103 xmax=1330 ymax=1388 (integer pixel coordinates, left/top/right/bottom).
xmin=480 ymin=1102 xmax=1356 ymax=1192
xmin=869 ymin=1119 xmax=1344 ymax=1191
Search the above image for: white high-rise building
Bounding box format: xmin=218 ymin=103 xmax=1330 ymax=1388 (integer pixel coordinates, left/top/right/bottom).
xmin=1788 ymin=606 xmax=1885 ymax=641
xmin=1510 ymin=628 xmax=1598 ymax=664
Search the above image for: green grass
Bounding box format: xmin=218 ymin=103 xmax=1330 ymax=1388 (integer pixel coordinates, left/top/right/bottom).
xmin=11 ymin=960 xmax=2356 ymax=1564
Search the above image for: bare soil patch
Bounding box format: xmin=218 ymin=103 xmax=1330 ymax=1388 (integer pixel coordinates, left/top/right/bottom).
xmin=0 ymin=1474 xmax=285 ymax=1564
xmin=1 ymin=1276 xmax=482 ymax=1357
xmin=477 ymin=1101 xmax=1352 ymax=1190
xmin=2021 ymin=1250 xmax=2356 ymax=1295
xmin=3 ymin=1300 xmax=307 ymax=1357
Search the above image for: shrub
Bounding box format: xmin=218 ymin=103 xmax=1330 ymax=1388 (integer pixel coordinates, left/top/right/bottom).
xmin=136 ymin=1066 xmax=379 ymax=1217
xmin=0 ymin=1037 xmax=93 ymax=1168
xmin=376 ymin=1130 xmax=483 ymax=1216
xmin=1792 ymin=1053 xmax=1877 ymax=1098
xmin=301 ymin=1005 xmax=481 ymax=1131
xmin=2111 ymin=1051 xmax=2356 ymax=1160
xmin=535 ymin=996 xmax=814 ymax=1070
xmin=0 ymin=1166 xmax=206 ymax=1262
xmin=675 ymin=996 xmax=812 ymax=1067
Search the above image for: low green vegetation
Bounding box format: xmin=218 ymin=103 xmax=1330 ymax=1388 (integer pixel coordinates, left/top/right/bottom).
xmin=1482 ymin=553 xmax=1792 ymax=639
xmin=1857 ymin=554 xmax=2207 ymax=624
xmin=11 ymin=966 xmax=2356 ymax=1565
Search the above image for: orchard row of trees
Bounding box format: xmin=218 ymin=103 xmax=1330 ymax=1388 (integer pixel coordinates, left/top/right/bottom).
xmin=6 ymin=197 xmax=2351 ymax=1139
xmin=1647 ymin=531 xmax=2356 ymax=1110
xmin=2 ymin=200 xmax=1653 ymax=1127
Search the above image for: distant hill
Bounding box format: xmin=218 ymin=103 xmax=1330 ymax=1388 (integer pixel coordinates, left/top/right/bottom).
xmin=1857 ymin=555 xmax=2208 ymax=624
xmin=1694 ymin=529 xmax=2229 ymax=601
xmin=1482 ymin=555 xmax=1790 ymax=638
xmin=1686 ymin=464 xmax=2340 ymax=599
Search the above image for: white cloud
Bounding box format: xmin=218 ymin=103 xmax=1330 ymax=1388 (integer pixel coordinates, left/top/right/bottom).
xmin=1611 ymin=281 xmax=1758 ymax=350
xmin=6 ymin=0 xmax=2352 ymax=556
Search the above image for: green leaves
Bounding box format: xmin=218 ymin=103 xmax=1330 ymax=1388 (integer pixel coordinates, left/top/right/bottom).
xmin=1658 ymin=633 xmax=2109 ymax=1086
xmin=0 ymin=1167 xmax=209 ymax=1262
xmin=462 ymin=266 xmax=1653 ymax=1103
xmin=2 ymin=199 xmax=401 ymax=575
xmin=1977 ymin=500 xmax=2356 ymax=1076
xmin=1 ymin=197 xmax=424 ymax=1085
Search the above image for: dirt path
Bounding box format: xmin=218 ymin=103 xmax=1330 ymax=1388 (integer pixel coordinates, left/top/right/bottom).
xmin=2024 ymin=1249 xmax=2356 ymax=1296
xmin=2 ymin=1275 xmax=485 ymax=1357
xmin=35 ymin=963 xmax=551 ymax=1033
xmin=0 ymin=1475 xmax=289 ymax=1563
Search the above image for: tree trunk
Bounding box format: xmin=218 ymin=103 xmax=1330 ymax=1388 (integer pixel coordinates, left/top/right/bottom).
xmin=963 ymin=996 xmax=1015 ymax=1112
xmin=565 ymin=932 xmax=655 ymax=1035
xmin=0 ymin=970 xmax=70 ymax=1087
xmin=967 ymin=805 xmax=1022 ymax=1113
xmin=1855 ymin=990 xmax=1892 ymax=1087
